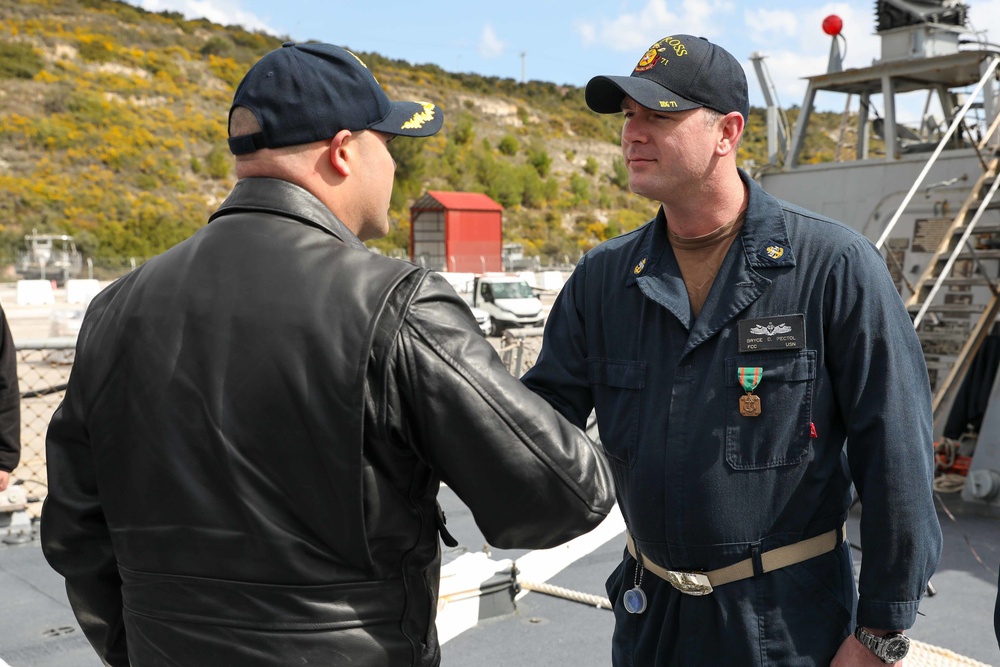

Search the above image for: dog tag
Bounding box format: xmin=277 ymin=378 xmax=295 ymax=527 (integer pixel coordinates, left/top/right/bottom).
xmin=623 ymin=587 xmax=647 ymax=614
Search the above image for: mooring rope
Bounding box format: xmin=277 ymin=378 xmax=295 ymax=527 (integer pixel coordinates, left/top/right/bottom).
xmin=517 ymin=580 xmax=991 ymax=666
xmin=517 ymin=579 xmax=612 ymax=610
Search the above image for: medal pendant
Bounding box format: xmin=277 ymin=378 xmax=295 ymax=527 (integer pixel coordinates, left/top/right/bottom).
xmin=740 ymin=393 xmax=761 ymax=417
xmin=623 ymin=586 xmax=647 ymax=614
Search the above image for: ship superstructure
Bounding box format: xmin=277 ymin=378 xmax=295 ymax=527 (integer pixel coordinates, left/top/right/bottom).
xmin=752 ymin=0 xmax=1000 ymax=508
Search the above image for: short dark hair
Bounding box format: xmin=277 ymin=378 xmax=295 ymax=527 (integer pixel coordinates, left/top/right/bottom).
xmin=229 ymin=106 xmax=262 ymax=139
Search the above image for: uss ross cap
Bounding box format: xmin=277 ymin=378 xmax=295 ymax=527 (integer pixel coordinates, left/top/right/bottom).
xmin=585 ymin=35 xmax=749 ymax=121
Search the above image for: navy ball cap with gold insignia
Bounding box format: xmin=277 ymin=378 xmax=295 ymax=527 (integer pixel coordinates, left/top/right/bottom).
xmin=228 ymin=42 xmax=444 ymax=155
xmin=585 ymin=35 xmax=748 ymax=122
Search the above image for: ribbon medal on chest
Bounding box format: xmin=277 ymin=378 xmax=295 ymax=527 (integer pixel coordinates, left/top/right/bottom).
xmin=738 ymin=366 xmax=763 ymax=417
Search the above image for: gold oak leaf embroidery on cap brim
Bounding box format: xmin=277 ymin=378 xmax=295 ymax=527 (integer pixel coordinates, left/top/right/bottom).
xmin=402 ymin=103 xmax=436 ymax=129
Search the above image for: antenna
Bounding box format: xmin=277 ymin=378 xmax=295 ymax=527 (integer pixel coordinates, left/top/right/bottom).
xmin=520 ymin=51 xmax=526 ymax=84
xmin=823 ymin=14 xmax=845 ymax=73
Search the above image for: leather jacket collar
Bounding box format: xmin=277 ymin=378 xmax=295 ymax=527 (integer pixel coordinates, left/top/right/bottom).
xmin=209 ymin=177 xmax=367 ymax=251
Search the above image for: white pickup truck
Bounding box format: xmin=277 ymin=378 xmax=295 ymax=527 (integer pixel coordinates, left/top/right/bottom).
xmin=470 ymin=276 xmax=544 ymax=335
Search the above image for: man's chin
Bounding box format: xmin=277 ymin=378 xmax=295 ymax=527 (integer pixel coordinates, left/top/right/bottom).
xmin=358 ymin=222 xmax=390 ymax=243
xmin=628 ymin=183 xmax=658 ymax=202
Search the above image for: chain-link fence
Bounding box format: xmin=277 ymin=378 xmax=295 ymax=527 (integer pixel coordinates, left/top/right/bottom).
xmin=8 ymin=328 xmax=546 ymax=521
xmin=12 ymin=339 xmax=75 ymax=520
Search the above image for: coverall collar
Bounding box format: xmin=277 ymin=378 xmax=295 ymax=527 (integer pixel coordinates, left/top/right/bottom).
xmin=626 ymin=169 xmax=797 ymax=353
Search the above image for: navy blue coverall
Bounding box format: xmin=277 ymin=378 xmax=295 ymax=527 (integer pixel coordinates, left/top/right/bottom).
xmin=522 ymin=170 xmax=942 ymax=666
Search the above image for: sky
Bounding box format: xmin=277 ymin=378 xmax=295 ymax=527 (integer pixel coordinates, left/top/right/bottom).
xmin=125 ymin=0 xmax=1000 ymax=116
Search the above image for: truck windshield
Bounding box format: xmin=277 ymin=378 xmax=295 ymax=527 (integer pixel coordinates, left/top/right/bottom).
xmin=492 ymin=282 xmax=534 ymax=299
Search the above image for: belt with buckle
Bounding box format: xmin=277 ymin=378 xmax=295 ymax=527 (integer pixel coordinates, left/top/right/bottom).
xmin=625 ymin=524 xmax=846 ymax=596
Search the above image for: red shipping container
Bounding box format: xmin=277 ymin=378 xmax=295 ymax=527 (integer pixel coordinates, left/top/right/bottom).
xmin=410 ymin=191 xmax=503 ymax=272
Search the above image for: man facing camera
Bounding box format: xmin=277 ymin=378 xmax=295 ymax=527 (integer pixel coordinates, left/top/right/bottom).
xmin=523 ymin=34 xmax=941 ymax=666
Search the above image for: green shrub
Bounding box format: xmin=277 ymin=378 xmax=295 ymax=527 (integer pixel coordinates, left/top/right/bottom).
xmin=610 ymin=158 xmax=629 ymax=189
xmin=0 ymin=41 xmax=43 ymax=79
xmin=135 ymin=172 xmax=159 ymax=190
xmin=451 ymin=112 xmax=476 ymax=146
xmin=229 ymin=30 xmax=276 ymax=53
xmin=200 ymin=36 xmax=234 ymax=58
xmin=78 ymin=37 xmax=116 ymax=63
xmin=205 ymin=143 xmax=231 ymax=179
xmin=498 ymin=134 xmax=519 ymax=156
xmin=528 ymin=148 xmax=551 ymax=177
xmin=609 ymin=209 xmax=651 ymax=235
xmin=569 ymin=172 xmax=590 ymax=204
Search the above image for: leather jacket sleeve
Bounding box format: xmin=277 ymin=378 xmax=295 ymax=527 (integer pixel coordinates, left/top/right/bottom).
xmin=0 ymin=307 xmax=19 ymax=473
xmin=41 ymin=298 xmax=130 ymax=667
xmin=373 ymin=270 xmax=615 ymax=550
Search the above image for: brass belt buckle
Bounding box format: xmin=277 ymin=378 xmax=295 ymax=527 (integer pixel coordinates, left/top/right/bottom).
xmin=664 ymin=570 xmax=713 ymax=596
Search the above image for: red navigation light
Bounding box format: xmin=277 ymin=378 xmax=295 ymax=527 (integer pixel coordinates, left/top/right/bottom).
xmin=822 ymin=14 xmax=843 ymax=36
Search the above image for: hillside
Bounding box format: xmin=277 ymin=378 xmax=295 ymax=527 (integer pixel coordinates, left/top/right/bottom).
xmin=0 ymin=0 xmax=852 ymax=275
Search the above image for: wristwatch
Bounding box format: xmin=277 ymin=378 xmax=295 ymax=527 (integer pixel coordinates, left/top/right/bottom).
xmin=854 ymin=625 xmax=910 ymax=663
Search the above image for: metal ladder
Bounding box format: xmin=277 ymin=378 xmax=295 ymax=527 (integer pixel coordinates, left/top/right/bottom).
xmin=873 ymin=56 xmax=1000 ymax=424
xmin=909 ymin=162 xmax=1000 ymax=422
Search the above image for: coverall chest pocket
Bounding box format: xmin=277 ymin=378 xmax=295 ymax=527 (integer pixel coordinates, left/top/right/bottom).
xmin=724 ymin=350 xmax=816 ymax=470
xmin=587 ymin=359 xmax=646 ymax=468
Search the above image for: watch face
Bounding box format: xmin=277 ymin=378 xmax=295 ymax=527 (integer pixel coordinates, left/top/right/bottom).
xmin=882 ymin=636 xmax=910 ymax=662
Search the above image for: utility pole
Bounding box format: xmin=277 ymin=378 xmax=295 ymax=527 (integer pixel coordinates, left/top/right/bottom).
xmin=520 ymin=51 xmax=526 ymax=84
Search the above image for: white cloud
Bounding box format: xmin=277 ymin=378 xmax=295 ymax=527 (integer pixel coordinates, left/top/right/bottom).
xmin=576 ymin=21 xmax=597 ymax=45
xmin=573 ymin=0 xmax=734 ymax=54
xmin=744 ymin=8 xmax=797 ymax=38
xmin=743 ymin=2 xmax=882 ymax=110
xmin=478 ymin=24 xmax=506 ymax=59
xmin=967 ymin=0 xmax=1000 ymax=49
xmin=128 ymin=0 xmax=277 ymax=35
xmin=748 ymin=51 xmax=827 ymax=108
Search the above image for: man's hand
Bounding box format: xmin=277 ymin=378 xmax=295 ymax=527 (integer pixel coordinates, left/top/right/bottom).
xmin=0 ymin=470 xmax=9 ymax=492
xmin=831 ymin=632 xmax=904 ymax=666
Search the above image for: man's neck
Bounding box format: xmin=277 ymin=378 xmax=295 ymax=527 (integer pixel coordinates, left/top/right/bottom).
xmin=662 ymin=172 xmax=748 ymax=239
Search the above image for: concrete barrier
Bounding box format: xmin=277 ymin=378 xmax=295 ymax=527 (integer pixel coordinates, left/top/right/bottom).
xmin=16 ymin=280 xmax=54 ymax=306
xmin=66 ymin=279 xmax=102 ymax=305
xmin=540 ymin=271 xmax=565 ymax=292
xmin=517 ymin=271 xmax=537 ymax=288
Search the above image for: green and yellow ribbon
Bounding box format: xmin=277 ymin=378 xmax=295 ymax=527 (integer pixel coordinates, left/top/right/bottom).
xmin=738 ymin=367 xmax=763 ymax=393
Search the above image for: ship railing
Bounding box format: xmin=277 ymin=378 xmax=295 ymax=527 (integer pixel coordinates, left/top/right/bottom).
xmin=874 ymin=55 xmax=1000 ymax=251
xmin=499 ymin=327 xmax=544 ymax=378
xmin=911 ymin=173 xmax=1000 ymax=328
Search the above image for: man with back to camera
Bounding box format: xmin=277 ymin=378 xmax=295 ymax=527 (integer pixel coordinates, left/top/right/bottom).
xmin=40 ymin=42 xmax=615 ymax=667
xmin=522 ymin=35 xmax=942 ymax=666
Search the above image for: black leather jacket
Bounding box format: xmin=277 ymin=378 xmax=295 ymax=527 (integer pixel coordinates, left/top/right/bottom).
xmin=41 ymin=178 xmax=614 ymax=667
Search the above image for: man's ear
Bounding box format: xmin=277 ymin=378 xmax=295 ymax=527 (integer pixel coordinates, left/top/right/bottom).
xmin=328 ymin=129 xmax=353 ymax=177
xmin=717 ymin=112 xmax=744 ymax=157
